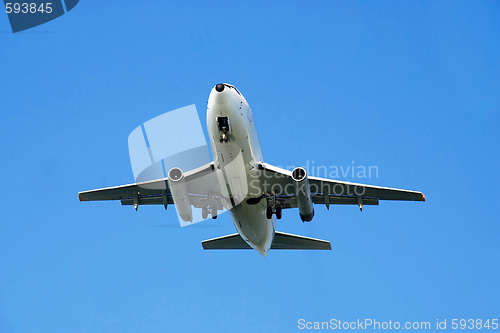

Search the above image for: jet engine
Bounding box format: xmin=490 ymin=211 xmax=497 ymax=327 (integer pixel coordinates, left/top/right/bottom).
xmin=291 ymin=167 xmax=314 ymax=222
xmin=168 ymin=167 xmax=193 ymax=222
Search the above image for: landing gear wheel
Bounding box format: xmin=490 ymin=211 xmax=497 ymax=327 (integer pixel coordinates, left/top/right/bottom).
xmin=220 ymin=132 xmax=228 ymax=143
xmin=266 ymin=206 xmax=273 ymax=219
xmin=211 ymin=208 xmax=217 ymax=219
xmin=275 ymin=207 xmax=282 ymax=220
xmin=202 ymin=207 xmax=208 ymax=220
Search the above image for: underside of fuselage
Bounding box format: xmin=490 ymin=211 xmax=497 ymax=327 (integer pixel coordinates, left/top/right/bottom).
xmin=207 ymin=83 xmax=274 ymax=255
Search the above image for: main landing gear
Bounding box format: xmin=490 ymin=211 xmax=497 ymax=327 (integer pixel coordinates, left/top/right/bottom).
xmin=276 ymin=207 xmax=282 ymax=219
xmin=202 ymin=207 xmax=218 ymax=220
xmin=266 ymin=193 xmax=282 ymax=220
xmin=266 ymin=206 xmax=282 ymax=220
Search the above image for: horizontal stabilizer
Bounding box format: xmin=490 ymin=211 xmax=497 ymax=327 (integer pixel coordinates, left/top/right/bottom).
xmin=271 ymin=231 xmax=331 ymax=250
xmin=202 ymin=231 xmax=331 ymax=250
xmin=202 ymin=233 xmax=249 ymax=249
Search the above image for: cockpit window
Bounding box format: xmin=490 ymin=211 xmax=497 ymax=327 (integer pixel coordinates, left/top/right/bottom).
xmin=224 ymin=84 xmax=241 ymax=96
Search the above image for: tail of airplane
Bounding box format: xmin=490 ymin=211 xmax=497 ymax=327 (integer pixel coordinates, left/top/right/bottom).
xmin=202 ymin=231 xmax=331 ymax=250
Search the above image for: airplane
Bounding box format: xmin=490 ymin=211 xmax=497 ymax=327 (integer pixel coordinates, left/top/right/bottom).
xmin=79 ymin=83 xmax=425 ymax=256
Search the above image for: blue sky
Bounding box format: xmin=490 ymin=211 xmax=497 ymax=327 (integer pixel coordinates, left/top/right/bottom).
xmin=1 ymin=1 xmax=499 ymax=332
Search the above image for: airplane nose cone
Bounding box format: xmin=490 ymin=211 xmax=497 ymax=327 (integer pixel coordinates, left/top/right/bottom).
xmin=211 ymin=86 xmax=230 ymax=105
xmin=215 ymin=83 xmax=225 ymax=92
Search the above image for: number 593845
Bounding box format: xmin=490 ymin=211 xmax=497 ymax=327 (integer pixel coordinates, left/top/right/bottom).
xmin=5 ymin=2 xmax=53 ymax=14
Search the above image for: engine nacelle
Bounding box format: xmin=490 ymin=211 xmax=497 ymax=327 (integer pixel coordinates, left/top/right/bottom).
xmin=168 ymin=167 xmax=193 ymax=222
xmin=292 ymin=167 xmax=314 ymax=222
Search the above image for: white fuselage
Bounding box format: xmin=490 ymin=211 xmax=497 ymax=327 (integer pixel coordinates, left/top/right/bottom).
xmin=207 ymin=84 xmax=274 ymax=256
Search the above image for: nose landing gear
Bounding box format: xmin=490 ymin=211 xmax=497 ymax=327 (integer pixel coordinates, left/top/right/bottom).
xmin=220 ymin=132 xmax=229 ymax=143
xmin=217 ymin=116 xmax=230 ymax=143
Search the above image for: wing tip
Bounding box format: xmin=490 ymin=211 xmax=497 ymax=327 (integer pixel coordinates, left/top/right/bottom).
xmin=78 ymin=192 xmax=84 ymax=202
xmin=421 ymin=193 xmax=425 ymax=202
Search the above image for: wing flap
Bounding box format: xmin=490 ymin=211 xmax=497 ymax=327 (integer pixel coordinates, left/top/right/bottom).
xmin=312 ymin=195 xmax=378 ymax=205
xmin=275 ymin=195 xmax=379 ymax=208
xmin=79 ymin=178 xmax=168 ymax=202
xmin=309 ymin=176 xmax=425 ymax=201
xmin=121 ymin=195 xmax=173 ymax=206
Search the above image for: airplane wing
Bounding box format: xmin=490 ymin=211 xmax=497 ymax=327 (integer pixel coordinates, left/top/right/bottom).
xmin=255 ymin=163 xmax=425 ymax=209
xmin=78 ymin=162 xmax=223 ymax=210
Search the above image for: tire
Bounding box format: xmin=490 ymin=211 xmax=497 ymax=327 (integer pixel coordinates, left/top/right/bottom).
xmin=266 ymin=206 xmax=273 ymax=219
xmin=275 ymin=207 xmax=282 ymax=220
